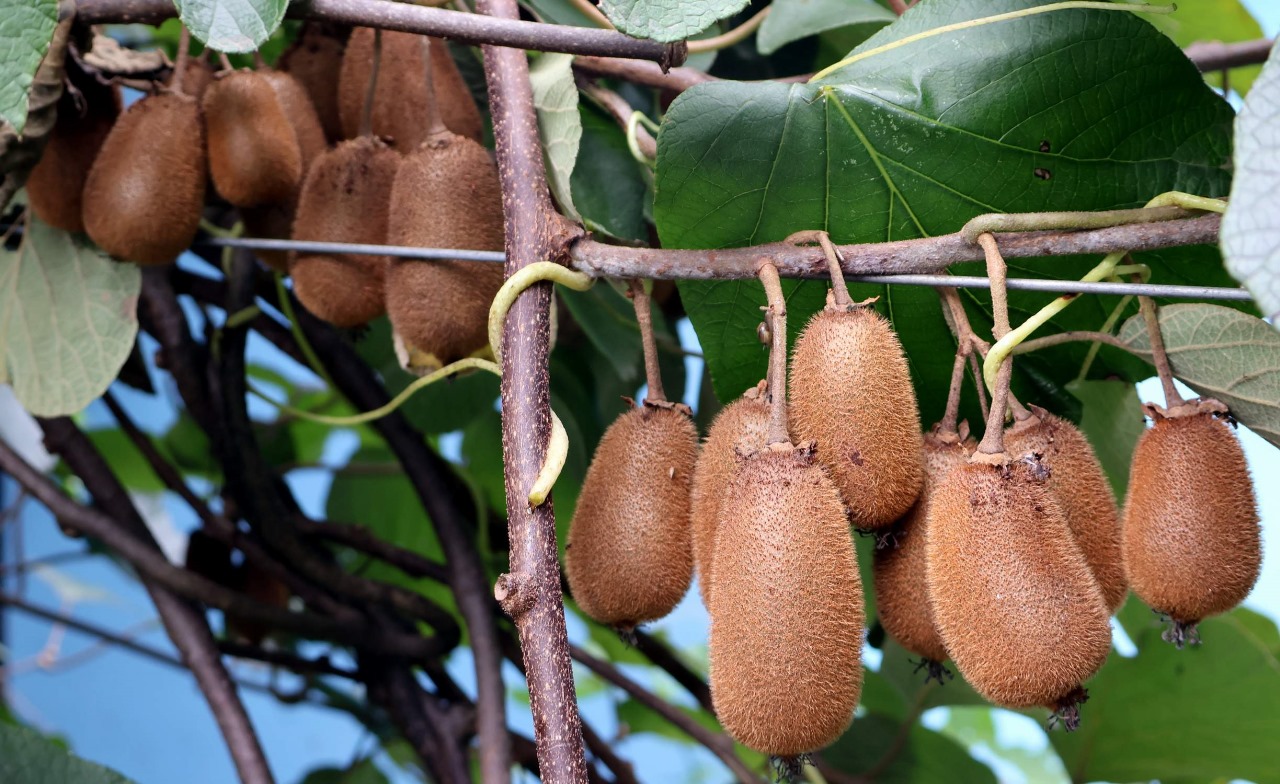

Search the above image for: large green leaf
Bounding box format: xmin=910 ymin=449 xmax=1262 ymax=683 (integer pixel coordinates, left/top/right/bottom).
xmin=1051 ymin=609 xmax=1280 ymax=784
xmin=0 ymin=0 xmax=58 ymax=133
xmin=824 ymin=711 xmax=996 ymax=782
xmin=757 ymin=0 xmax=893 ymax=55
xmin=654 ymin=0 xmax=1234 ymax=413
xmin=1117 ymin=303 xmax=1280 ymax=446
xmin=1065 ymin=379 xmax=1144 ymax=497
xmin=1222 ymin=39 xmax=1280 ymax=321
xmin=573 ymin=103 xmax=651 ymax=243
xmin=600 ymin=0 xmax=749 ymax=42
xmin=0 ymin=218 xmax=140 ymax=416
xmin=174 ymin=0 xmax=288 ymax=53
xmin=0 ymin=722 xmax=135 ymax=784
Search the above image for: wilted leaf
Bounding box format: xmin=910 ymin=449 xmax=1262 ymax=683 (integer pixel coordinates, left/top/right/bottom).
xmin=757 ymin=0 xmax=893 ymax=55
xmin=173 ymin=0 xmax=288 ymax=53
xmin=1118 ymin=303 xmax=1280 ymax=447
xmin=1222 ymin=39 xmax=1280 ymax=321
xmin=0 ymin=722 xmax=134 ymax=783
xmin=0 ymin=218 xmax=140 ymax=416
xmin=530 ymin=52 xmax=582 ymax=221
xmin=601 ymin=0 xmax=749 ymax=43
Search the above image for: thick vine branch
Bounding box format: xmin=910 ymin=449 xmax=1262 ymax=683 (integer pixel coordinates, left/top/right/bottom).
xmin=73 ymin=0 xmax=683 ymax=64
xmin=1185 ymin=38 xmax=1275 ymax=72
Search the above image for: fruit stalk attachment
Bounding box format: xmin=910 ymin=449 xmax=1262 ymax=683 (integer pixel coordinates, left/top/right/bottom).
xmin=756 ymin=259 xmax=791 ymax=446
xmin=171 ymin=26 xmax=192 ymax=96
xmin=628 ymin=279 xmax=666 ymax=403
xmin=975 ymin=233 xmax=1012 ymax=457
xmin=1138 ymin=292 xmax=1185 ymax=409
xmin=359 ymin=29 xmax=382 ymax=138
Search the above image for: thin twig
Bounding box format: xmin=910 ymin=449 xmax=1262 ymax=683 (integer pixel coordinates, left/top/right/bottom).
xmin=938 ymin=347 xmax=967 ymax=435
xmin=757 ymin=260 xmax=790 ymax=446
xmin=1012 ymin=330 xmax=1132 ymax=355
xmin=629 ymin=279 xmax=667 ymax=403
xmin=1138 ymin=294 xmax=1185 ymax=408
xmin=170 ymin=26 xmax=190 ymax=95
xmin=297 ymin=519 xmax=450 ymax=583
xmin=687 ymin=6 xmax=770 ymax=54
xmin=1185 ymin=38 xmax=1274 ymax=72
xmin=359 ymin=29 xmax=382 ymax=139
xmin=975 ymin=234 xmax=1012 ymax=456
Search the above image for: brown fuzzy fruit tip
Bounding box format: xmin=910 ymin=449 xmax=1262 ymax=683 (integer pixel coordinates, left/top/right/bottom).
xmin=203 ymin=71 xmax=303 ymax=207
xmin=258 ymin=69 xmax=328 ymax=175
xmin=1122 ymin=408 xmax=1261 ymax=625
xmin=925 ymin=458 xmax=1112 ymax=709
xmin=384 ymin=132 xmax=504 ymax=367
xmin=1006 ymin=408 xmax=1128 ymax=613
xmin=278 ymin=23 xmax=348 ymax=142
xmin=290 ymin=136 xmax=399 ymax=327
xmin=873 ymin=431 xmax=972 ymax=664
xmin=337 ymin=29 xmax=483 ymax=149
xmin=789 ymin=306 xmax=925 ymax=529
xmin=26 ymin=76 xmax=120 ymax=233
xmin=81 ymin=93 xmax=206 ymax=265
xmin=709 ymin=445 xmax=864 ymax=756
xmin=564 ymin=405 xmax=699 ymax=629
xmin=688 ymin=387 xmax=770 ymax=607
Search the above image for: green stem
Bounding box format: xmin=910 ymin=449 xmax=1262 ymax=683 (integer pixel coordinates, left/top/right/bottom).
xmin=274 ymin=272 xmax=338 ymax=390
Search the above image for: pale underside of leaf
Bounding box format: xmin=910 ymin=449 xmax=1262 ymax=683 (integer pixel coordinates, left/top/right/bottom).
xmin=174 ymin=0 xmax=287 ymax=53
xmin=0 ymin=0 xmax=58 ymax=133
xmin=1118 ymin=302 xmax=1280 ymax=447
xmin=600 ymin=0 xmax=750 ymax=43
xmin=530 ymin=52 xmax=583 ymax=222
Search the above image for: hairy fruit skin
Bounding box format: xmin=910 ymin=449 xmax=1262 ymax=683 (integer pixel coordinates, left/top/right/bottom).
xmin=290 ymin=137 xmax=399 ymax=326
xmin=384 ymin=132 xmax=505 ymax=368
xmin=1006 ymin=408 xmax=1128 ymax=613
xmin=203 ymin=71 xmax=303 ymax=208
xmin=564 ymin=405 xmax=699 ymax=629
xmin=709 ymin=445 xmax=863 ymax=756
xmin=82 ymin=93 xmax=206 ymax=265
xmin=258 ymin=69 xmax=328 ymax=175
xmin=26 ymin=76 xmax=120 ymax=233
xmin=873 ymin=431 xmax=972 ymax=663
xmin=278 ymin=23 xmax=348 ymax=142
xmin=789 ymin=306 xmax=924 ymax=529
xmin=926 ymin=458 xmax=1112 ymax=709
xmin=688 ymin=389 xmax=770 ymax=606
xmin=1122 ymin=408 xmax=1261 ymax=624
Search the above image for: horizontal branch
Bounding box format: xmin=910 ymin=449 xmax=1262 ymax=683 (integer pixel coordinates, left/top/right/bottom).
xmin=73 ymin=0 xmax=683 ymax=64
xmin=1185 ymin=38 xmax=1274 ymax=72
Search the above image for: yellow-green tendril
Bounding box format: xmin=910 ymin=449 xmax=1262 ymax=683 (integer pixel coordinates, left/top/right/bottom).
xmin=626 ymin=111 xmax=658 ymax=169
xmin=529 ymin=412 xmax=568 ymax=507
xmin=488 ymin=261 xmax=594 ymax=363
xmin=274 ymin=272 xmax=337 ymax=389
xmin=1146 ymin=192 xmax=1227 ymax=214
xmin=811 ymin=2 xmax=1175 ymax=82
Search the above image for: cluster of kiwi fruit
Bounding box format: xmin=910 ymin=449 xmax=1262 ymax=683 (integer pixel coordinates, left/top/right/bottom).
xmin=565 ymin=253 xmax=1262 ymax=761
xmin=26 ymin=24 xmax=500 ymax=370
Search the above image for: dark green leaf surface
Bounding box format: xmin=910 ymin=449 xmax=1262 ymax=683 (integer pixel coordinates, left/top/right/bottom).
xmin=0 ymin=723 xmax=135 ymax=784
xmin=0 ymin=0 xmax=57 ymax=133
xmin=824 ymin=711 xmax=996 ymax=782
xmin=573 ymin=104 xmax=651 ymax=242
xmin=757 ymin=0 xmax=893 ymax=55
xmin=655 ymin=0 xmax=1234 ymax=413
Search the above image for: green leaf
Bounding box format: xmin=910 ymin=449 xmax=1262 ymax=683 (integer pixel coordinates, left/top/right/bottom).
xmin=298 ymin=758 xmax=389 ymax=784
xmin=530 ymin=52 xmax=582 ymax=221
xmin=654 ymin=0 xmax=1234 ymax=409
xmin=1117 ymin=303 xmax=1280 ymax=446
xmin=0 ymin=722 xmax=135 ymax=783
xmin=614 ymin=697 xmax=719 ymax=742
xmin=0 ymin=0 xmax=58 ymax=133
xmin=558 ymin=283 xmax=643 ymax=382
xmin=1151 ymin=0 xmax=1265 ymax=95
xmin=878 ymin=638 xmax=987 ymax=711
xmin=757 ymin=0 xmax=893 ymax=55
xmin=0 ymin=218 xmax=140 ymax=416
xmin=824 ymin=711 xmax=997 ymax=782
xmin=83 ymin=428 xmax=168 ymax=493
xmin=1222 ymin=39 xmax=1280 ymax=321
xmin=938 ymin=707 xmax=1071 ymax=784
xmin=523 ymin=0 xmax=602 ymax=27
xmin=174 ymin=0 xmax=288 ymax=53
xmin=1051 ymin=609 xmax=1280 ymax=784
xmin=573 ymin=103 xmax=651 ymax=243
xmin=1065 ymin=379 xmax=1144 ymax=497
xmin=600 ymin=0 xmax=749 ymax=43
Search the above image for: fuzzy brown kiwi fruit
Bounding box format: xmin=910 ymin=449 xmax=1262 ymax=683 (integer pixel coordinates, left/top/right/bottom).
xmin=168 ymin=57 xmax=215 ymax=102
xmin=82 ymin=92 xmax=206 ymax=265
xmin=258 ymin=69 xmax=327 ymax=173
xmin=26 ymin=69 xmax=120 ymax=232
xmin=337 ymin=29 xmax=483 ymax=148
xmin=278 ymin=23 xmax=349 ymax=142
xmin=709 ymin=443 xmax=863 ymax=755
xmin=789 ymin=300 xmax=924 ymax=529
xmin=1005 ymin=406 xmax=1127 ymax=613
xmin=203 ymin=70 xmax=303 ymax=207
xmin=564 ymin=404 xmax=699 ymax=629
xmin=289 ymin=136 xmax=399 ymax=326
xmin=383 ymin=131 xmax=504 ymax=366
xmin=873 ymin=428 xmax=973 ymax=668
xmin=926 ymin=456 xmax=1112 ymax=714
xmin=1122 ymin=401 xmax=1261 ymax=641
xmin=688 ymin=382 xmax=769 ymax=606
xmin=240 ymin=201 xmax=294 ymax=272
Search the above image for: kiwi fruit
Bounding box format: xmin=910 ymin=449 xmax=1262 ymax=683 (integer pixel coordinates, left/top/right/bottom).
xmin=82 ymin=92 xmax=206 ymax=265
xmin=240 ymin=201 xmax=294 ymax=272
xmin=337 ymin=29 xmax=483 ymax=148
xmin=873 ymin=429 xmax=972 ymax=667
xmin=278 ymin=22 xmax=349 ymax=142
xmin=258 ymin=69 xmax=328 ymax=174
xmin=383 ymin=131 xmax=505 ymax=367
xmin=688 ymin=382 xmax=770 ymax=606
xmin=289 ymin=136 xmax=399 ymax=326
xmin=1122 ymin=401 xmax=1261 ymax=641
xmin=168 ymin=56 xmax=215 ymax=102
xmin=564 ymin=404 xmax=699 ymax=629
xmin=203 ymin=70 xmax=303 ymax=208
xmin=789 ymin=301 xmax=925 ymax=529
xmin=26 ymin=70 xmax=120 ymax=232
xmin=926 ymin=456 xmax=1112 ymax=715
xmin=1005 ymin=406 xmax=1127 ymax=613
xmin=709 ymin=443 xmax=863 ymax=755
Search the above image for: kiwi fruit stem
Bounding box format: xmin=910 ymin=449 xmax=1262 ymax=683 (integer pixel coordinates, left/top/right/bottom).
xmin=1138 ymin=294 xmax=1185 ymax=409
xmin=417 ymin=37 xmax=448 ymax=140
xmin=170 ymin=27 xmax=192 ymax=97
xmin=628 ymin=279 xmax=667 ymax=403
xmin=975 ymin=233 xmax=1013 ymax=458
xmin=756 ymin=259 xmax=791 ymax=446
xmin=938 ymin=285 xmax=994 ymax=423
xmin=218 ymin=51 xmax=234 ymax=71
xmin=359 ymin=29 xmax=382 ymax=138
xmin=938 ymin=346 xmax=968 ymax=436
